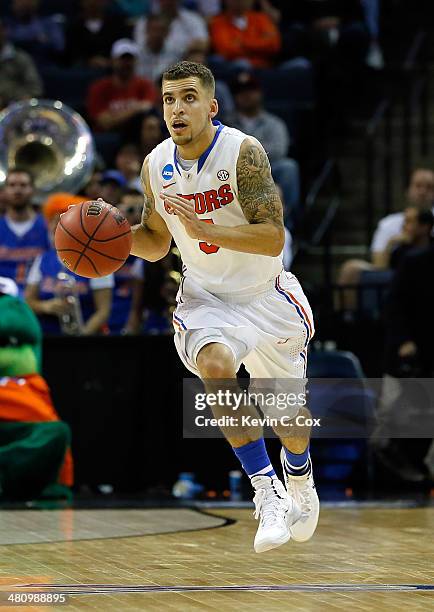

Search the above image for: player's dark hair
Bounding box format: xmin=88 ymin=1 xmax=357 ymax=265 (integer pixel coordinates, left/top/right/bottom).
xmin=6 ymin=167 xmax=35 ymax=186
xmin=417 ymin=208 xmax=434 ymax=230
xmin=162 ymin=61 xmax=215 ymax=96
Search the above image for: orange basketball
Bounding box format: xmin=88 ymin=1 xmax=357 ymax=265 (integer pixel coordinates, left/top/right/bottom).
xmin=54 ymin=200 xmax=132 ymax=278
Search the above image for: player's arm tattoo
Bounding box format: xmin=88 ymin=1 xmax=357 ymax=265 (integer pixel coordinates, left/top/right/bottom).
xmin=236 ymin=138 xmax=284 ymax=228
xmin=140 ymin=157 xmax=155 ymax=226
xmin=140 ymin=192 xmax=154 ymax=226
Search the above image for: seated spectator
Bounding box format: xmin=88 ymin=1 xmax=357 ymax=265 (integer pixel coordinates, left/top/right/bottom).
xmin=81 ymin=169 xmax=104 ymax=200
xmin=114 ymin=144 xmax=142 ymax=191
xmin=0 ymin=277 xmax=73 ymax=502
xmin=371 ymin=169 xmax=434 ymax=267
xmin=119 ymin=188 xmax=144 ymax=220
xmin=271 ymin=0 xmax=368 ymax=65
xmin=136 ymin=13 xmax=180 ymax=82
xmin=133 ymin=0 xmax=209 ymax=60
xmin=338 ymin=168 xmax=434 ymax=295
xmin=184 ymin=47 xmax=235 ymax=124
xmin=4 ymin=0 xmax=64 ymax=65
xmin=25 ymin=199 xmax=114 ymax=336
xmin=99 ymin=170 xmax=127 ymax=204
xmin=210 ymin=0 xmax=281 ymax=69
xmin=228 ymin=72 xmax=301 ymax=230
xmin=64 ymin=0 xmax=130 ymax=68
xmin=0 ymin=169 xmax=50 ymax=295
xmin=127 ymin=109 xmax=166 ymax=157
xmin=0 ymin=18 xmax=43 ymax=108
xmin=87 ymin=38 xmax=158 ymax=132
xmin=140 ymin=110 xmax=166 ymax=157
xmin=373 ymin=243 xmax=434 ymax=482
xmin=383 ymin=207 xmax=434 ymax=271
xmin=143 ymin=265 xmax=179 ymax=334
xmin=75 ymin=168 xmax=123 ymax=204
xmin=110 ymin=191 xmax=145 ymax=334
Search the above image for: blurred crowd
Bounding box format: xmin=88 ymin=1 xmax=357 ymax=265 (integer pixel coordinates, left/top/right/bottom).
xmin=0 ymin=0 xmax=383 ymax=337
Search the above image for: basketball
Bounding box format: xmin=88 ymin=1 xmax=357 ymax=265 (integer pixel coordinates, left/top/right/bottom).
xmin=54 ymin=200 xmax=132 ymax=278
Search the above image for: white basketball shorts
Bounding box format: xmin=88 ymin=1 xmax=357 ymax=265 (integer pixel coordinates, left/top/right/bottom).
xmin=172 ymin=270 xmax=314 ymax=380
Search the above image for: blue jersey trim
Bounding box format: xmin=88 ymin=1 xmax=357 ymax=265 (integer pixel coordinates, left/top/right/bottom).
xmin=173 ymin=120 xmax=224 ymax=176
xmin=197 ymin=120 xmax=224 ymax=172
xmin=173 ymin=146 xmax=182 ymax=176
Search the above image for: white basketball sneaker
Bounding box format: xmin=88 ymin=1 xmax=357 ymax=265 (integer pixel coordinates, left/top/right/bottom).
xmin=280 ymin=448 xmax=320 ymax=542
xmin=251 ymin=475 xmax=302 ymax=553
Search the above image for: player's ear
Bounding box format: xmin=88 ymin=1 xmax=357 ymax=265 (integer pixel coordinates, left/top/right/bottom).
xmin=209 ymin=98 xmax=218 ymax=120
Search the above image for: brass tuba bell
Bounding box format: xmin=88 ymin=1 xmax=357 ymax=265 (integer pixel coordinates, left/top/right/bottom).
xmin=0 ymin=99 xmax=95 ymax=202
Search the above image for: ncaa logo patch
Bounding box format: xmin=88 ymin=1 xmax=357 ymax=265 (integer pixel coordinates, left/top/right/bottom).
xmin=162 ymin=164 xmax=174 ymax=181
xmin=217 ymin=169 xmax=230 ymax=181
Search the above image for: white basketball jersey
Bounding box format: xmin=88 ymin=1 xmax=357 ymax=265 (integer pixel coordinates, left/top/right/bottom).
xmin=148 ymin=121 xmax=283 ymax=295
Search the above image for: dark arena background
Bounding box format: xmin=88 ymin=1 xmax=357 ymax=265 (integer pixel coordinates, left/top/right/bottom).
xmin=0 ymin=1 xmax=434 ymax=610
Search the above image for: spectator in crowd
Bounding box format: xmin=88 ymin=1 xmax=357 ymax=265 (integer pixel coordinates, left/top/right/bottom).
xmin=133 ymin=0 xmax=209 ymax=60
xmin=228 ymin=72 xmax=301 ymax=230
xmin=183 ymin=47 xmax=235 ymax=123
xmin=135 ymin=14 xmax=180 ymax=82
xmin=371 ymin=242 xmax=434 ymax=483
xmin=99 ymin=170 xmax=127 ymax=205
xmin=118 ymin=188 xmax=143 ymax=224
xmin=382 ymin=207 xmax=434 ymax=271
xmin=338 ymin=168 xmax=434 ymax=292
xmin=0 ymin=276 xmax=73 ymax=502
xmin=64 ymin=0 xmax=130 ymax=68
xmin=270 ymin=0 xmax=368 ymax=65
xmin=140 ymin=110 xmax=166 ymax=156
xmin=0 ymin=170 xmax=50 ymax=295
xmin=25 ymin=199 xmax=113 ymax=336
xmin=110 ymin=192 xmax=145 ymax=334
xmin=371 ymin=169 xmax=434 ymax=267
xmin=0 ymin=18 xmax=43 ymax=108
xmin=82 ymin=170 xmax=104 ymax=200
xmin=114 ymin=144 xmax=142 ymax=191
xmin=87 ymin=38 xmax=158 ymax=132
xmin=385 ymin=222 xmax=434 ymax=378
xmin=142 ymin=259 xmax=179 ymax=334
xmin=127 ymin=109 xmax=165 ymax=158
xmin=4 ymin=0 xmax=64 ymax=65
xmin=210 ymin=0 xmax=281 ymax=68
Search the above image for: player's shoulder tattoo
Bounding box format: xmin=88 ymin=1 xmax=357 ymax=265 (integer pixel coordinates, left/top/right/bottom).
xmin=140 ymin=155 xmax=155 ymax=224
xmin=236 ymin=137 xmax=283 ymax=227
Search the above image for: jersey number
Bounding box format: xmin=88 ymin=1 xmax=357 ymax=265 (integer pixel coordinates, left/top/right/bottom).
xmin=199 ymin=219 xmax=220 ymax=254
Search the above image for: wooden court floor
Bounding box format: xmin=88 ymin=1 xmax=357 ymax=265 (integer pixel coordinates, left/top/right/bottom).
xmin=0 ymin=505 xmax=433 ymax=611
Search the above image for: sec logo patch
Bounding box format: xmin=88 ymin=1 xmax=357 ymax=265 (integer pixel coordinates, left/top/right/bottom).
xmin=217 ymin=169 xmax=229 ymax=181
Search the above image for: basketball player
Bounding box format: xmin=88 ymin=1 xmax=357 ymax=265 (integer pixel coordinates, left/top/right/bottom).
xmin=131 ymin=61 xmax=319 ymax=553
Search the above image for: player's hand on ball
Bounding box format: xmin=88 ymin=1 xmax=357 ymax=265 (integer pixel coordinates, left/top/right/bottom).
xmin=160 ymin=193 xmax=209 ymax=241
